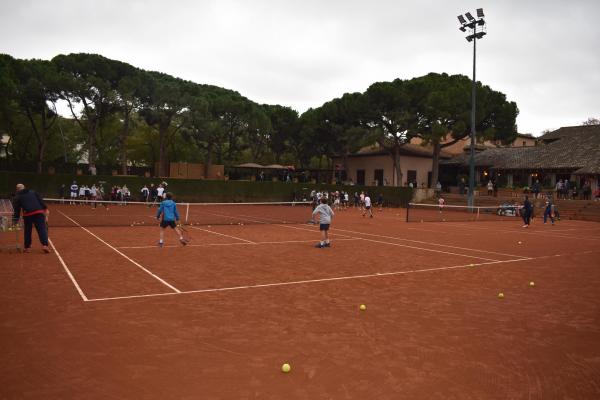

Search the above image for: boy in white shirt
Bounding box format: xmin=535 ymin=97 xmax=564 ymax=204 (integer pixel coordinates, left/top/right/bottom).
xmin=362 ymin=194 xmax=373 ymax=218
xmin=312 ymin=197 xmax=335 ymax=248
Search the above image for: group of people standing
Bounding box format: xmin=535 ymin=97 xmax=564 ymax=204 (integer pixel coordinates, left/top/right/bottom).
xmin=520 ymin=194 xmax=559 ymax=228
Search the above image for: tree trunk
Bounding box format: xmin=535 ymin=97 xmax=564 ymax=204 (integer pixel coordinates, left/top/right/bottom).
xmin=430 ymin=140 xmax=441 ymax=188
xmin=36 ymin=138 xmax=47 ymax=173
xmin=87 ymin=119 xmax=99 ymax=175
xmin=392 ymin=146 xmax=402 ymax=187
xmin=119 ymin=113 xmax=130 ymax=175
xmin=158 ymin=123 xmax=169 ymax=177
xmin=204 ymin=142 xmax=213 ymax=179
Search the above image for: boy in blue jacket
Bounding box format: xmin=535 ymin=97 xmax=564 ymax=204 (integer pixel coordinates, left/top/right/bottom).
xmin=156 ymin=193 xmax=187 ymax=247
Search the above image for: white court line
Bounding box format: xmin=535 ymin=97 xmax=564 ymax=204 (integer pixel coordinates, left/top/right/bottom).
xmin=443 ymin=222 xmax=600 ymax=241
xmin=85 ymin=248 xmax=600 ymax=302
xmin=117 ymin=238 xmax=360 ymax=249
xmin=56 ymin=211 xmax=181 ymax=293
xmin=188 ymin=225 xmax=255 ymax=243
xmin=85 ymin=256 xmax=535 ymax=302
xmin=201 ymin=210 xmax=502 ymax=262
xmin=330 ymin=227 xmax=526 ymax=259
xmin=49 ymin=238 xmax=88 ymax=301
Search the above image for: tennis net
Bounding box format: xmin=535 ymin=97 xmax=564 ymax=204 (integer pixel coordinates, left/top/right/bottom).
xmin=42 ymin=198 xmax=312 ymax=228
xmin=406 ymin=202 xmax=523 ymax=222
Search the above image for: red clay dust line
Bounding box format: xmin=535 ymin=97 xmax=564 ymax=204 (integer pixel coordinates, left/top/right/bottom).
xmin=85 ymin=255 xmax=537 ymax=302
xmin=48 ymin=238 xmax=88 ymax=301
xmin=56 ymin=210 xmax=181 ymax=293
xmin=330 ymin=227 xmax=527 ymax=259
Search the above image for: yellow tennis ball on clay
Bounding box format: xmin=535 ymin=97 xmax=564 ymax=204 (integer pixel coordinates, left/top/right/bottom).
xmin=498 ymin=292 xmax=505 ymax=299
xmin=518 ymin=241 xmax=522 ymax=244
xmin=359 ymin=304 xmax=366 ymax=311
xmin=529 ymin=281 xmax=535 ymax=287
xmin=281 ymin=363 xmax=291 ymax=373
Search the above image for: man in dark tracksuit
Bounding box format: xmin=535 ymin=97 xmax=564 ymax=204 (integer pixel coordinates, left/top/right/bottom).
xmin=12 ymin=184 xmax=50 ymax=253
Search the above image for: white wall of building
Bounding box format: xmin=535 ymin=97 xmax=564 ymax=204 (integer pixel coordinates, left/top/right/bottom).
xmin=343 ymin=154 xmax=433 ymax=187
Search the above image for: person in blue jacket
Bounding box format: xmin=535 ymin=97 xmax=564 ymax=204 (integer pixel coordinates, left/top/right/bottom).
xmin=156 ymin=192 xmax=187 ymax=247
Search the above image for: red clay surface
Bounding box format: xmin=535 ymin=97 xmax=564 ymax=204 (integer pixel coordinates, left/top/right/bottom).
xmin=1 ymin=205 xmax=600 ymax=399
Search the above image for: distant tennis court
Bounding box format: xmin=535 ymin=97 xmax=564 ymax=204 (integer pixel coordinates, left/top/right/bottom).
xmin=2 ymin=201 xmax=600 ymax=399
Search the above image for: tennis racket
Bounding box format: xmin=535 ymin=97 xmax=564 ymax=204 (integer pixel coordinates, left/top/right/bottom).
xmin=179 ymin=224 xmax=191 ymax=244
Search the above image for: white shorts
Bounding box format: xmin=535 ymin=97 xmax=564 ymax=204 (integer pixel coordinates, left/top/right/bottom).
xmin=70 ymin=192 xmax=77 ymax=198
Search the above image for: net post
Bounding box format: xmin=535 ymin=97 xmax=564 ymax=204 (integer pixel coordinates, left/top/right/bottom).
xmin=406 ymin=203 xmax=410 ymax=222
xmin=185 ymin=203 xmax=189 ymax=224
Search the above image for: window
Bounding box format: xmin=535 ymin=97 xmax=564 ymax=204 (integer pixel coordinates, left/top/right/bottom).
xmin=374 ymin=169 xmax=384 ymax=186
xmin=407 ymin=170 xmax=417 ymax=185
xmin=356 ymin=169 xmax=365 ymax=186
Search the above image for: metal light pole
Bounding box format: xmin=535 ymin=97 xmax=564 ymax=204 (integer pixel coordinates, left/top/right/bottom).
xmin=458 ymin=9 xmax=486 ymax=209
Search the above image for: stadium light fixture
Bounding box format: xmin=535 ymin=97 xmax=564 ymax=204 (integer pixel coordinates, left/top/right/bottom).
xmin=457 ymin=8 xmax=486 ymax=209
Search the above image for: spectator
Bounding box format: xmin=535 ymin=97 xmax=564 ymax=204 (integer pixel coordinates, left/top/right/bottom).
xmin=156 ymin=184 xmax=165 ymax=200
xmin=70 ymin=181 xmax=78 ymax=204
xmin=58 ymin=184 xmax=65 ymax=201
xmin=556 ymin=179 xmax=564 ymax=199
xmin=532 ymin=179 xmax=540 ymax=199
xmin=583 ymin=181 xmax=592 ymax=200
xmin=141 ymin=185 xmax=149 ymax=202
xmin=487 ymin=180 xmax=493 ymax=196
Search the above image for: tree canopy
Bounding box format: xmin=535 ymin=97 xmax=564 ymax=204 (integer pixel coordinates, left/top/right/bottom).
xmin=0 ymin=53 xmax=518 ymax=185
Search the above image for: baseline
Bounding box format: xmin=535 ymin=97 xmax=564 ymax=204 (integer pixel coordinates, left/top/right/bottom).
xmin=86 ymin=254 xmax=541 ymax=302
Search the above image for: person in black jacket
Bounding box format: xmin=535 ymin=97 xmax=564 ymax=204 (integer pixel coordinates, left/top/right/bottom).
xmin=12 ymin=184 xmax=50 ymax=253
xmin=521 ymin=195 xmax=532 ymax=228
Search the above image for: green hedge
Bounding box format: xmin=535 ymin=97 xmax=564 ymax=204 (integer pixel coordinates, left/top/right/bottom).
xmin=0 ymin=171 xmax=413 ymax=207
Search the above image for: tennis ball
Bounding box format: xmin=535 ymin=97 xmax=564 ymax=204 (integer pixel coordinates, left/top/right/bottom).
xmin=518 ymin=241 xmax=522 ymax=244
xmin=529 ymin=281 xmax=535 ymax=287
xmin=359 ymin=304 xmax=366 ymax=311
xmin=281 ymin=363 xmax=291 ymax=373
xmin=498 ymin=292 xmax=504 ymax=299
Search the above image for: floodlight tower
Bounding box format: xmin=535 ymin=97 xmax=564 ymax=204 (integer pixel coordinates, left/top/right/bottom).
xmin=457 ymin=8 xmax=486 ymax=209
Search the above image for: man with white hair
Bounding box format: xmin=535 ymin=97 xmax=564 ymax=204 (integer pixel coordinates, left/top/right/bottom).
xmin=12 ymin=183 xmax=50 ymax=253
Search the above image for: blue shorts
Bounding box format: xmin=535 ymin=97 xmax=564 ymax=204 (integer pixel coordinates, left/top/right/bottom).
xmin=319 ymin=224 xmax=330 ymax=231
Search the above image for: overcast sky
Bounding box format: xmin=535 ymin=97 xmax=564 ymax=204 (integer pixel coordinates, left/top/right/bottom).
xmin=1 ymin=0 xmax=598 ymax=136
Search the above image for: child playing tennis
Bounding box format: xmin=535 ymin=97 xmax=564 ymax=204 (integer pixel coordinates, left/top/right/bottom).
xmin=156 ymin=192 xmax=187 ymax=247
xmin=312 ymin=197 xmax=335 ymax=248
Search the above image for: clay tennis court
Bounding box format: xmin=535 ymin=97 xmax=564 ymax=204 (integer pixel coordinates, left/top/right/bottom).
xmin=2 ymin=203 xmax=600 ymax=399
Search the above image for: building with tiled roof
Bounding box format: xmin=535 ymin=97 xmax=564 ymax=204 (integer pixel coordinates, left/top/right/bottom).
xmin=332 ymin=143 xmax=454 ymax=187
xmin=440 ymin=125 xmax=600 ymax=191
